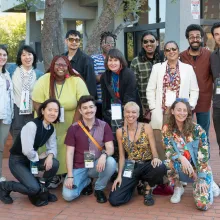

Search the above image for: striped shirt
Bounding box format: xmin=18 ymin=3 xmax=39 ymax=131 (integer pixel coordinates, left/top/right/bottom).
xmin=91 ymin=54 xmax=106 ymax=103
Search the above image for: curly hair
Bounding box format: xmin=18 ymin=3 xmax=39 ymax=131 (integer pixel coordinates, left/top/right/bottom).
xmin=166 ymin=99 xmax=195 ymax=137
xmin=185 ymin=24 xmax=204 ymax=39
xmin=100 ymin=32 xmax=117 ymax=46
xmin=47 ymin=55 xmax=84 ymax=98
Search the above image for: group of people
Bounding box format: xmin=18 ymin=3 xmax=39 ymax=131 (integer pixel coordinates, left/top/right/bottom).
xmin=0 ymin=22 xmax=220 ymax=211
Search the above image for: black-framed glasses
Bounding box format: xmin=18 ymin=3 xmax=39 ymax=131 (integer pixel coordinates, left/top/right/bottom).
xmin=176 ymin=98 xmax=189 ymax=102
xmin=68 ymin=38 xmax=80 ymax=43
xmin=55 ymin=63 xmax=68 ymax=68
xmin=165 ymin=47 xmax=178 ymax=52
xmin=188 ymin=36 xmax=202 ymax=41
xmin=143 ymin=39 xmax=156 ymax=44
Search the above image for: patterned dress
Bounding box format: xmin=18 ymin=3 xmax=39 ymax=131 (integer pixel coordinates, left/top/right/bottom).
xmin=162 ymin=123 xmax=213 ymax=211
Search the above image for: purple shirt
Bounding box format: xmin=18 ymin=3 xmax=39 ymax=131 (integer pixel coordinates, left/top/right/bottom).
xmin=65 ymin=118 xmax=114 ymax=169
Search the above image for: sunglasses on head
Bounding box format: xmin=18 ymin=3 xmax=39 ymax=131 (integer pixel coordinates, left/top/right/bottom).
xmin=143 ymin=39 xmax=156 ymax=44
xmin=68 ymin=38 xmax=80 ymax=43
xmin=176 ymin=98 xmax=189 ymax=102
xmin=165 ymin=47 xmax=178 ymax=52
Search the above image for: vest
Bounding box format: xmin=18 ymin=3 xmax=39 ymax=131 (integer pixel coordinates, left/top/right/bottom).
xmin=10 ymin=118 xmax=54 ymax=156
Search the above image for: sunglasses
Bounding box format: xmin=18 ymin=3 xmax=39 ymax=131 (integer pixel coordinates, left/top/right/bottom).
xmin=176 ymin=98 xmax=189 ymax=102
xmin=143 ymin=39 xmax=156 ymax=44
xmin=68 ymin=38 xmax=80 ymax=43
xmin=165 ymin=47 xmax=178 ymax=52
xmin=55 ymin=63 xmax=68 ymax=68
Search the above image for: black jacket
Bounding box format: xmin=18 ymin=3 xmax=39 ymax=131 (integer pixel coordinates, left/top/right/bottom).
xmin=64 ymin=49 xmax=96 ymax=98
xmin=100 ymin=67 xmax=137 ymax=124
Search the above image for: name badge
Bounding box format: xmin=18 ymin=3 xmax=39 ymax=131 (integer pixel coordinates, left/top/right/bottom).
xmin=111 ymin=104 xmax=122 ymax=120
xmin=123 ymin=160 xmax=135 ymax=178
xmin=165 ymin=90 xmax=176 ymax=107
xmin=19 ymin=90 xmax=30 ymax=115
xmin=30 ymin=161 xmax=38 ymax=175
xmin=84 ymin=151 xmax=95 ymax=168
xmin=60 ymin=107 xmax=65 ymax=122
xmin=215 ymin=78 xmax=220 ymax=95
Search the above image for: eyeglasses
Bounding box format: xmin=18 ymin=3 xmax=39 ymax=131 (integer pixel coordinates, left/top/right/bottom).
xmin=176 ymin=98 xmax=189 ymax=102
xmin=143 ymin=39 xmax=156 ymax=44
xmin=68 ymin=38 xmax=80 ymax=43
xmin=188 ymin=36 xmax=202 ymax=41
xmin=55 ymin=63 xmax=68 ymax=68
xmin=165 ymin=47 xmax=178 ymax=52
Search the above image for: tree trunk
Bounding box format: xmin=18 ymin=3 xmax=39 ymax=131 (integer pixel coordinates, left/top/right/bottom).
xmin=41 ymin=0 xmax=64 ymax=71
xmin=85 ymin=0 xmax=123 ymax=55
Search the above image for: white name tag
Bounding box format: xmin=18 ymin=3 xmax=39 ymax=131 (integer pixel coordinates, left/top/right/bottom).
xmin=165 ymin=90 xmax=176 ymax=107
xmin=84 ymin=151 xmax=95 ymax=168
xmin=20 ymin=90 xmax=30 ymax=111
xmin=111 ymin=104 xmax=122 ymax=120
xmin=123 ymin=160 xmax=135 ymax=178
xmin=59 ymin=107 xmax=65 ymax=122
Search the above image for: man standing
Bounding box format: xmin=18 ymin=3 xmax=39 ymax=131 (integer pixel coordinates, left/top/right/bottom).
xmin=64 ymin=30 xmax=96 ymax=97
xmin=210 ymin=22 xmax=220 ymax=153
xmin=91 ymin=32 xmax=117 ymax=119
xmin=62 ymin=95 xmax=116 ymax=203
xmin=180 ymin=24 xmax=213 ymax=142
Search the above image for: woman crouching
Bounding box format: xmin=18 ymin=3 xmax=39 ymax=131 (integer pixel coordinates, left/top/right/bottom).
xmin=162 ymin=98 xmax=213 ymax=210
xmin=109 ymin=101 xmax=166 ymax=206
xmin=0 ymin=98 xmax=60 ymax=206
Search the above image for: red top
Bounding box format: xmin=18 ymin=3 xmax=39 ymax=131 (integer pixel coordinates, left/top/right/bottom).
xmin=180 ymin=48 xmax=213 ymax=112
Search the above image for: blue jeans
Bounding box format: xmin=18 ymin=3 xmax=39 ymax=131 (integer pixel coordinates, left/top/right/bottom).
xmin=196 ymin=111 xmax=210 ymax=144
xmin=62 ymin=156 xmax=116 ymax=201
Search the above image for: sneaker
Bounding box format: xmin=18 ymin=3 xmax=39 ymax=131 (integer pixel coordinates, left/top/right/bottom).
xmin=47 ymin=175 xmax=63 ymax=189
xmin=170 ymin=185 xmax=184 ymax=204
xmin=212 ymin=181 xmax=220 ymax=197
xmin=94 ymin=190 xmax=107 ymax=203
xmin=0 ymin=182 xmax=13 ymax=204
xmin=180 ymin=181 xmax=187 ymax=187
xmin=0 ymin=177 xmax=6 ymax=182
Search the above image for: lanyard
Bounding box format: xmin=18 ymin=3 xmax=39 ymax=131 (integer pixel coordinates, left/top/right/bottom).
xmin=168 ymin=67 xmax=176 ymax=84
xmin=127 ymin=122 xmax=138 ymax=151
xmin=54 ymin=81 xmax=65 ymax=99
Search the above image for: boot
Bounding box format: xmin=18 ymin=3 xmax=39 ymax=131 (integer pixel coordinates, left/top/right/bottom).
xmin=0 ymin=181 xmax=13 ymax=204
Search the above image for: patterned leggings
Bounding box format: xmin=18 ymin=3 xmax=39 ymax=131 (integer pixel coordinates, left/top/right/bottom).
xmin=165 ymin=160 xmax=213 ymax=211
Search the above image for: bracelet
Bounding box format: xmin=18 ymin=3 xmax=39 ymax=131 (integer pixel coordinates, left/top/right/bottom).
xmin=67 ymin=177 xmax=74 ymax=179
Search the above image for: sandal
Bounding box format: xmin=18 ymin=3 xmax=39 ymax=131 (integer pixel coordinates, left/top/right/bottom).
xmin=144 ymin=189 xmax=154 ymax=206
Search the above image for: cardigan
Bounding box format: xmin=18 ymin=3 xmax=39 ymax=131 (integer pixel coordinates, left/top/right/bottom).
xmin=100 ymin=67 xmax=137 ymax=125
xmin=147 ymin=60 xmax=199 ymax=129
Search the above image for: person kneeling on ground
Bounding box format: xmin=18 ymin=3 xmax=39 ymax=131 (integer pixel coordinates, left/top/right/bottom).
xmin=162 ymin=98 xmax=216 ymax=211
xmin=109 ymin=102 xmax=166 ymax=206
xmin=0 ymin=98 xmax=60 ymax=206
xmin=62 ymin=95 xmax=116 ymax=203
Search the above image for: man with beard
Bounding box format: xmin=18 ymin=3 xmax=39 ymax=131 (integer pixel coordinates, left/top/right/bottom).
xmin=180 ymin=24 xmax=213 ymax=144
xmin=63 ymin=30 xmax=96 ymax=98
xmin=91 ymin=32 xmax=117 ymax=119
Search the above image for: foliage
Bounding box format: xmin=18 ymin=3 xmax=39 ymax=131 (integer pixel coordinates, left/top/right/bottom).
xmin=0 ymin=14 xmax=26 ymax=62
xmin=15 ymin=0 xmax=38 ymax=11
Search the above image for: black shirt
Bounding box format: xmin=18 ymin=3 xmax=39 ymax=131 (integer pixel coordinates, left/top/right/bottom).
xmin=64 ymin=49 xmax=97 ymax=98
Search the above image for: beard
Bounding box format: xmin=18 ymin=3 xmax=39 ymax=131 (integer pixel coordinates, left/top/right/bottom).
xmin=189 ymin=42 xmax=202 ymax=51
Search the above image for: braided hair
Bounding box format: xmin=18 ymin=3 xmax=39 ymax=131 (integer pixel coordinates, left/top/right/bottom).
xmin=100 ymin=32 xmax=117 ymax=46
xmin=47 ymin=55 xmax=84 ymax=98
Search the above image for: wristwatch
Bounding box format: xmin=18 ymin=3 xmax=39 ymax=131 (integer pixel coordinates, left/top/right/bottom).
xmin=101 ymin=150 xmax=108 ymax=158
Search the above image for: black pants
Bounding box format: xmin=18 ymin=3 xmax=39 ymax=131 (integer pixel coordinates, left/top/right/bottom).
xmin=109 ymin=161 xmax=166 ymax=206
xmin=5 ymin=154 xmax=59 ymax=196
xmin=213 ymin=107 xmax=220 ymax=152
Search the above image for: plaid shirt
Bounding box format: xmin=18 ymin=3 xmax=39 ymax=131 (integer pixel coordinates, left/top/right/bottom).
xmin=130 ymin=54 xmax=161 ymax=110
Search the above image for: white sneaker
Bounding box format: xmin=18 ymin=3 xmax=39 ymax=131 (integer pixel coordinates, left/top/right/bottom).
xmin=0 ymin=176 xmax=6 ymax=182
xmin=170 ymin=185 xmax=184 ymax=204
xmin=212 ymin=181 xmax=220 ymax=197
xmin=180 ymin=181 xmax=187 ymax=187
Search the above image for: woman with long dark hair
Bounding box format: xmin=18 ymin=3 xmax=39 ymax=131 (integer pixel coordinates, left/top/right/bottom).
xmin=32 ymin=55 xmax=89 ymax=187
xmin=0 ymin=45 xmax=14 ymax=182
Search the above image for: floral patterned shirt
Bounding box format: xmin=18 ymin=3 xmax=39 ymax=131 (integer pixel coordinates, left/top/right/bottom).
xmin=162 ymin=123 xmax=209 ymax=178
